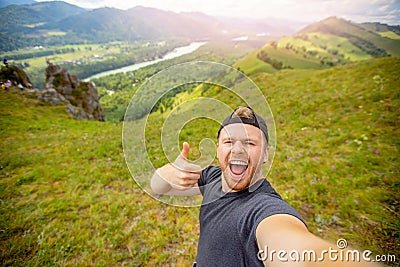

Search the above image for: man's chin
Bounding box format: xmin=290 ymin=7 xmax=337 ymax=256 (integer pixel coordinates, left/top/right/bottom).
xmin=223 ymin=168 xmax=263 ymax=192
xmin=224 ymin=173 xmax=251 ymax=192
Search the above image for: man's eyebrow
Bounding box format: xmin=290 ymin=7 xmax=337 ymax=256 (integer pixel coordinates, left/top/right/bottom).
xmin=221 ymin=136 xmax=257 ymax=142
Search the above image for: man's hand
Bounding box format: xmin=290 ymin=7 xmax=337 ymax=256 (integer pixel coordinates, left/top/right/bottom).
xmin=150 ymin=142 xmax=202 ymax=195
xmin=256 ymin=214 xmax=384 ymax=267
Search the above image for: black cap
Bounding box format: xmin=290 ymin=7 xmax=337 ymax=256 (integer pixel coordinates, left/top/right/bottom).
xmin=217 ymin=106 xmax=269 ymax=144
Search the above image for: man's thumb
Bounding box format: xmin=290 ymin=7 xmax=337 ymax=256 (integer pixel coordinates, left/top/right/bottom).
xmin=181 ymin=142 xmax=190 ymax=159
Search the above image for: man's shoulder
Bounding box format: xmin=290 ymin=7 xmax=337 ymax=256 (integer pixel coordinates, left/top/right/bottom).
xmin=254 ymin=179 xmax=281 ymax=197
xmin=199 ymin=165 xmax=221 ymax=186
xmin=202 ymin=165 xmax=221 ymax=175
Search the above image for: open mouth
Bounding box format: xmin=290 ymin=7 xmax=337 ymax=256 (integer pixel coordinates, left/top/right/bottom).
xmin=229 ymin=160 xmax=248 ymax=180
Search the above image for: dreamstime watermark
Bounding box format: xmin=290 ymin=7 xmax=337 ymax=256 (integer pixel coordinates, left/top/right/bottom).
xmin=257 ymin=238 xmax=397 ymax=264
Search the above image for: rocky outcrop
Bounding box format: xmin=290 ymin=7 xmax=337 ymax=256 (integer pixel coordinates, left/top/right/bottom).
xmin=45 ymin=63 xmax=105 ymax=121
xmin=0 ymin=64 xmax=105 ymax=121
xmin=0 ymin=65 xmax=33 ymax=89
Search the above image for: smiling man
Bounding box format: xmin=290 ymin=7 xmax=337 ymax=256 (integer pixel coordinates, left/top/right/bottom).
xmin=216 ymin=106 xmax=269 ymax=192
xmin=151 ymin=106 xmax=381 ymax=267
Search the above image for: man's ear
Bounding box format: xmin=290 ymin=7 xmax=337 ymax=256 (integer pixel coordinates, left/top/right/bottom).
xmin=263 ymin=147 xmax=269 ymax=163
xmin=216 ymin=140 xmax=219 ymax=159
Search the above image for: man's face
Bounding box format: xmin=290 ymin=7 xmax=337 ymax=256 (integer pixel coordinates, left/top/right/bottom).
xmin=217 ymin=123 xmax=268 ymax=192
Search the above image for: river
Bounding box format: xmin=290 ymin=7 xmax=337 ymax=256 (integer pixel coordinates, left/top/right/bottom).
xmin=85 ymin=42 xmax=206 ymax=80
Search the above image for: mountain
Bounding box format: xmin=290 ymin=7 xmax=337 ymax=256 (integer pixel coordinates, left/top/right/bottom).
xmin=49 ymin=6 xmax=223 ymax=42
xmin=0 ymin=1 xmax=85 ymax=28
xmin=235 ymin=17 xmax=400 ymax=75
xmin=216 ymin=16 xmax=306 ymax=37
xmin=0 ymin=1 xmax=84 ymax=51
xmin=360 ymin=22 xmax=400 ymax=38
xmin=0 ymin=0 xmax=35 ymax=8
xmin=298 ymin=16 xmax=400 ymax=57
xmin=0 ymin=1 xmax=298 ymax=52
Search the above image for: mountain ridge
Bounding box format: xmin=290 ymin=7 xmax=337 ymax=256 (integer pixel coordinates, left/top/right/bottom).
xmin=0 ymin=0 xmax=35 ymax=8
xmin=235 ymin=17 xmax=400 ymax=76
xmin=298 ymin=16 xmax=400 ymax=56
xmin=0 ymin=1 xmax=303 ymax=52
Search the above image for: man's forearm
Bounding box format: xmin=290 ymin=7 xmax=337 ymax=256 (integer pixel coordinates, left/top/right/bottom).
xmin=256 ymin=215 xmax=383 ymax=267
xmin=150 ymin=168 xmax=173 ymax=194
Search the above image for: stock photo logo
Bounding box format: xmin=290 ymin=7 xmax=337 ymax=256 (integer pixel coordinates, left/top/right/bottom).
xmin=122 ymin=61 xmax=276 ymax=207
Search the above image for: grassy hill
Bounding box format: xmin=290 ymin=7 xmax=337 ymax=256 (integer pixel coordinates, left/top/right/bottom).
xmin=1 ymin=56 xmax=399 ymax=265
xmin=299 ymin=17 xmax=400 ymax=57
xmin=0 ymin=89 xmax=200 ymax=265
xmin=235 ymin=17 xmax=400 ymax=76
xmin=360 ymin=22 xmax=400 ymax=39
xmin=251 ymin=58 xmax=399 ymax=259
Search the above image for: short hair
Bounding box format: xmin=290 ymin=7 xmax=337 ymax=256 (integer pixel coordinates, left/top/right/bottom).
xmin=231 ymin=106 xmax=254 ymax=119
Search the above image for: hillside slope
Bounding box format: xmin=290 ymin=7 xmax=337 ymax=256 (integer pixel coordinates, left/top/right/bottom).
xmin=0 ymin=89 xmax=200 ymax=265
xmin=251 ymin=57 xmax=400 ymax=261
xmin=299 ymin=17 xmax=400 ymax=57
xmin=235 ymin=17 xmax=400 ymax=76
xmin=1 ymin=57 xmax=399 ymax=265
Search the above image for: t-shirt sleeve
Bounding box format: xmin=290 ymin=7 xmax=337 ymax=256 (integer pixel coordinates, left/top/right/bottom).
xmin=238 ymin=193 xmax=306 ymax=257
xmin=254 ymin=194 xmax=305 ymax=230
xmin=198 ymin=165 xmax=220 ymax=187
xmin=198 ymin=167 xmax=208 ymax=187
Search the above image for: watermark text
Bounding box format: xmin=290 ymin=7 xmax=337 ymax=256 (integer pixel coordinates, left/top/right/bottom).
xmin=257 ymin=238 xmax=396 ymax=264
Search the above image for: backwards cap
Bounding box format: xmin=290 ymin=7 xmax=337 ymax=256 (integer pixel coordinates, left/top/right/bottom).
xmin=217 ymin=106 xmax=269 ymax=144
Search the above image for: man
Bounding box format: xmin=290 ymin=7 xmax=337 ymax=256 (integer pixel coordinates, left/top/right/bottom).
xmin=151 ymin=106 xmax=381 ymax=266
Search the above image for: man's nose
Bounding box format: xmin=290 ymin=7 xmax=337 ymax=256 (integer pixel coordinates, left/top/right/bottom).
xmin=232 ymin=141 xmax=245 ymax=154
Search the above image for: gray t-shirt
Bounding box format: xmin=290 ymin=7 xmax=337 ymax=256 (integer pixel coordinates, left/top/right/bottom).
xmin=196 ymin=166 xmax=305 ymax=266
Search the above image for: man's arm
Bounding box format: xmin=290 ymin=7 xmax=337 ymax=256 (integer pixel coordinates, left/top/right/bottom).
xmin=150 ymin=142 xmax=202 ymax=196
xmin=256 ymin=214 xmax=383 ymax=267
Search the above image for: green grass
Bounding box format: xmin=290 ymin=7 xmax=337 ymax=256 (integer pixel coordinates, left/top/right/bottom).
xmin=1 ymin=56 xmax=399 ymax=266
xmin=138 ymin=56 xmax=400 ymax=264
xmin=306 ymin=17 xmax=400 ymax=57
xmin=378 ymin=31 xmax=400 ymax=40
xmin=46 ymin=31 xmax=67 ymax=36
xmin=287 ymin=33 xmax=372 ymax=61
xmin=0 ymin=90 xmax=200 ymax=266
xmin=252 ymin=57 xmax=400 ymax=261
xmin=233 ymin=50 xmax=277 ymax=76
xmin=264 ymin=45 xmax=326 ymax=69
xmin=236 ymin=21 xmax=400 ymax=76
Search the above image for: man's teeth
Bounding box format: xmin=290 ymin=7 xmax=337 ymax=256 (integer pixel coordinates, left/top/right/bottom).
xmin=230 ymin=160 xmax=248 ymax=166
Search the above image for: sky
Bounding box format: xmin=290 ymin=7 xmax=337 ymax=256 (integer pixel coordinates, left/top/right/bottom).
xmin=36 ymin=0 xmax=400 ymax=25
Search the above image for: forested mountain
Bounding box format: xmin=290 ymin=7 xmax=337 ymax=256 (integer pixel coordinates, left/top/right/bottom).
xmin=50 ymin=6 xmax=222 ymax=42
xmin=0 ymin=0 xmax=35 ymax=8
xmin=0 ymin=1 xmax=301 ymax=52
xmin=0 ymin=1 xmax=85 ymax=32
